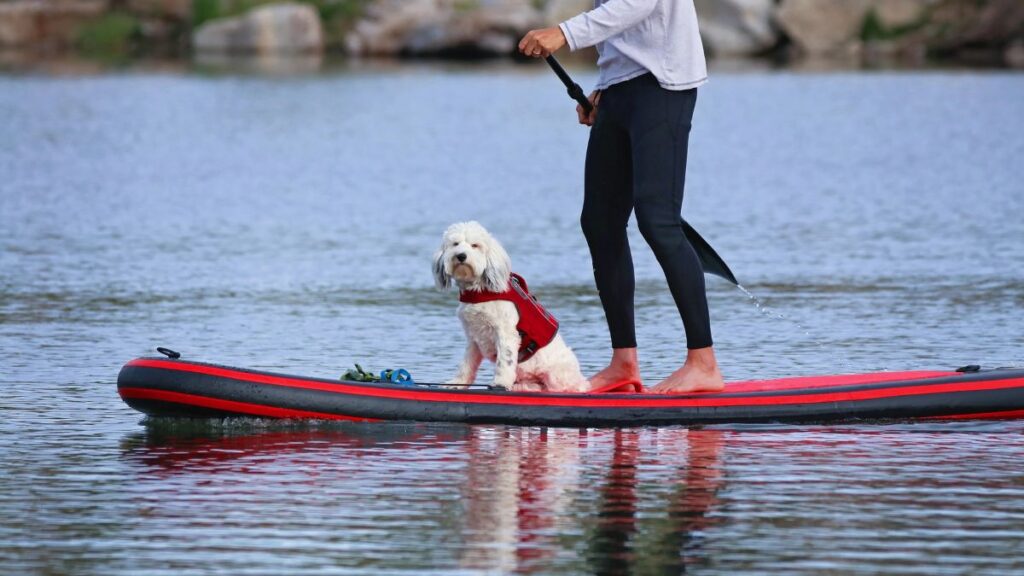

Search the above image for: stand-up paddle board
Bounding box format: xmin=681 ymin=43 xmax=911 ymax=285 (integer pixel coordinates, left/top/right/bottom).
xmin=118 ymin=354 xmax=1024 ymax=426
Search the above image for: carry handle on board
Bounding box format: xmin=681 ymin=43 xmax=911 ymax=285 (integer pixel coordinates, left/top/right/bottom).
xmin=542 ymin=55 xmax=738 ymax=285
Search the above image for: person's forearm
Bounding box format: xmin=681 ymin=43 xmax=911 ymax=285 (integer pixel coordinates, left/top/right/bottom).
xmin=559 ymin=0 xmax=659 ymax=51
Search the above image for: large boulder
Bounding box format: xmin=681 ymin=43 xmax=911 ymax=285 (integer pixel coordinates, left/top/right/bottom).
xmin=872 ymin=0 xmax=930 ymax=29
xmin=344 ymin=0 xmax=445 ymax=55
xmin=0 ymin=0 xmax=109 ymax=49
xmin=542 ymin=0 xmax=591 ymax=26
xmin=776 ymin=0 xmax=941 ymax=56
xmin=874 ymin=0 xmax=1024 ymax=64
xmin=923 ymin=0 xmax=1024 ymax=51
xmin=345 ymin=0 xmax=541 ymax=56
xmin=775 ymin=0 xmax=874 ymax=55
xmin=0 ymin=1 xmax=41 ymax=46
xmin=695 ymin=0 xmax=777 ymax=56
xmin=407 ymin=0 xmax=539 ymax=54
xmin=193 ymin=2 xmax=323 ymax=54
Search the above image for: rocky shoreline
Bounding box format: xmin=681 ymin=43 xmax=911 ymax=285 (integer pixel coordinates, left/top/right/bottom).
xmin=1 ymin=0 xmax=1022 ymax=68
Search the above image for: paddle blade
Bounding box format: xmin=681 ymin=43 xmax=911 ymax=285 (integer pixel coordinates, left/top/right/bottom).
xmin=682 ymin=219 xmax=738 ymax=285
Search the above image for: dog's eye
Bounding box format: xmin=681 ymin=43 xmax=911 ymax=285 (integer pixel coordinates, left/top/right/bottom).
xmin=471 ymin=243 xmax=481 ymax=249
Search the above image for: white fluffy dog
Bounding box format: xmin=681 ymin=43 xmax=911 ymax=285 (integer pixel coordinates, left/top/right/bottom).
xmin=433 ymin=221 xmax=589 ymax=393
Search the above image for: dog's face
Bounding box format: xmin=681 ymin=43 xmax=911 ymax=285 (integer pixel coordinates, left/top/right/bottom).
xmin=433 ymin=221 xmax=511 ymax=292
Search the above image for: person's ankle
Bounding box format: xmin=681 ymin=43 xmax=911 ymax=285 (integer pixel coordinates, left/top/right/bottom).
xmin=611 ymin=358 xmax=639 ymax=371
xmin=686 ymin=347 xmax=718 ymax=370
xmin=610 ymin=347 xmax=639 ymax=372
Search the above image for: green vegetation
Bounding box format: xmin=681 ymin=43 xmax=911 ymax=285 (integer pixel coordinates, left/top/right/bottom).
xmin=453 ymin=0 xmax=480 ymax=13
xmin=318 ymin=0 xmax=372 ymax=24
xmin=76 ymin=12 xmax=141 ymax=54
xmin=192 ymin=0 xmax=371 ymax=28
xmin=192 ymin=0 xmax=223 ymax=28
xmin=860 ymin=8 xmax=927 ymax=42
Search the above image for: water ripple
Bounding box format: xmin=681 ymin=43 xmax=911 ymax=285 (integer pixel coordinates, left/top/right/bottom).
xmin=2 ymin=68 xmax=1023 ymax=574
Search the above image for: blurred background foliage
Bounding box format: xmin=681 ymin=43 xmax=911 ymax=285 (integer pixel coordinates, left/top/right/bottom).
xmin=0 ymin=0 xmax=1020 ymax=67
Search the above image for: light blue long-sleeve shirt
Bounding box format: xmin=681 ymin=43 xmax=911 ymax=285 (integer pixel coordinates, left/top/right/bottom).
xmin=559 ymin=0 xmax=708 ymax=91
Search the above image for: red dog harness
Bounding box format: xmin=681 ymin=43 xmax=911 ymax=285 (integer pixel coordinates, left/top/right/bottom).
xmin=459 ymin=273 xmax=559 ymax=363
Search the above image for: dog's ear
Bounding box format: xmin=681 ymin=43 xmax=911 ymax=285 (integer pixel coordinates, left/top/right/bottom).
xmin=482 ymin=240 xmax=512 ymax=293
xmin=432 ymin=249 xmax=451 ymax=290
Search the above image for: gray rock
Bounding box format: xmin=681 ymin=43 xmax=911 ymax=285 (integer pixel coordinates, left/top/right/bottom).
xmin=542 ymin=0 xmax=592 ymax=26
xmin=345 ymin=0 xmax=446 ymax=55
xmin=695 ymin=0 xmax=777 ymax=56
xmin=896 ymin=0 xmax=1024 ymax=66
xmin=927 ymin=0 xmax=1024 ymax=49
xmin=0 ymin=1 xmax=41 ymax=46
xmin=193 ymin=2 xmax=323 ymax=54
xmin=776 ymin=0 xmax=874 ymax=55
xmin=1006 ymin=39 xmax=1024 ymax=68
xmin=872 ymin=0 xmax=930 ymax=29
xmin=346 ymin=0 xmax=541 ymax=56
xmin=0 ymin=0 xmax=109 ymax=48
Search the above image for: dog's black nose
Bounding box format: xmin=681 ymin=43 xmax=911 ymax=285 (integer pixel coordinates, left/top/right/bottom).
xmin=456 ymin=253 xmax=467 ymax=263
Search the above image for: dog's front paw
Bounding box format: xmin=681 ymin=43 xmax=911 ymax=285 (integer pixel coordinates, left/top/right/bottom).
xmin=492 ymin=376 xmax=516 ymax=390
xmin=444 ymin=378 xmax=471 ymax=389
xmin=510 ymin=381 xmax=544 ymax=393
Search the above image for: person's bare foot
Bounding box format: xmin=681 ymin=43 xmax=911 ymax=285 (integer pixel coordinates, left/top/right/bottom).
xmin=588 ymin=347 xmax=643 ymax=390
xmin=649 ymin=347 xmax=725 ymax=394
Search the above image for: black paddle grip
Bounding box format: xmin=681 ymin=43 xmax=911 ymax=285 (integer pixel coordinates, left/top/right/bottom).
xmin=567 ymin=83 xmax=592 ymax=114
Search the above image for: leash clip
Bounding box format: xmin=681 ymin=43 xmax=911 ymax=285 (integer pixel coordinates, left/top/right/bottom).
xmin=381 ymin=368 xmax=415 ymax=386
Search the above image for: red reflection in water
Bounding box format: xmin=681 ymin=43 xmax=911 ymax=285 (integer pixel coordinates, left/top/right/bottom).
xmin=584 ymin=429 xmax=724 ymax=574
xmin=455 ymin=427 xmax=725 ymax=573
xmin=123 ymin=424 xmax=726 ymax=573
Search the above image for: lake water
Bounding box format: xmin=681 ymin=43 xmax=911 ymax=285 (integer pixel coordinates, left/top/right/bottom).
xmin=2 ymin=62 xmax=1023 ymax=574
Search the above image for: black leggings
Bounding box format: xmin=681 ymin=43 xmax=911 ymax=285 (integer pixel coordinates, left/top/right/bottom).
xmin=581 ymin=73 xmax=712 ymax=350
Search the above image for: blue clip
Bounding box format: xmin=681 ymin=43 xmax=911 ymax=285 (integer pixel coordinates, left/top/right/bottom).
xmin=381 ymin=368 xmax=415 ymax=386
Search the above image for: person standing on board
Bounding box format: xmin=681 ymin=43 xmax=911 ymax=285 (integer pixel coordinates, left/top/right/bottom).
xmin=518 ymin=0 xmax=724 ymax=394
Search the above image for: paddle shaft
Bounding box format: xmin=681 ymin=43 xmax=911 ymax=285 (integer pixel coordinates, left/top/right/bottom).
xmin=542 ymin=55 xmax=738 ymax=285
xmin=545 ymin=55 xmax=593 ymax=114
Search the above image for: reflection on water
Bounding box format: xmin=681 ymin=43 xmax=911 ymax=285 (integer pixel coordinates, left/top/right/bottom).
xmin=105 ymin=421 xmax=1024 ymax=574
xmin=582 ymin=429 xmax=723 ymax=575
xmin=193 ymin=53 xmax=325 ymax=76
xmin=116 ymin=423 xmax=730 ymax=574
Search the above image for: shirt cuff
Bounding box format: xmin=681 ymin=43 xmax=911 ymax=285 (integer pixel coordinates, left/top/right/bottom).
xmin=558 ymin=21 xmax=579 ymax=52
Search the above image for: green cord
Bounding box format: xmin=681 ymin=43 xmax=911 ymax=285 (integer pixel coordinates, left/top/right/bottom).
xmin=341 ymin=363 xmax=380 ymax=383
